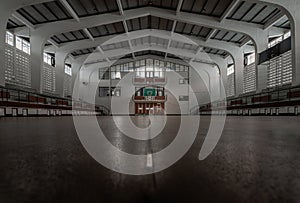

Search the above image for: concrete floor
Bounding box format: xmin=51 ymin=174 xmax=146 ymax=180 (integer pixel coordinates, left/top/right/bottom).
xmin=0 ymin=116 xmax=299 ymax=203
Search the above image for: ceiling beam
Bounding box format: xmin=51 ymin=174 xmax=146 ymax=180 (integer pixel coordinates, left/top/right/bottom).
xmin=59 ymin=0 xmax=80 ymax=22
xmin=49 ymin=29 xmax=253 ymax=56
xmin=165 ymin=20 xmax=177 ymax=58
xmin=123 ymin=20 xmax=129 ymax=33
xmin=220 ymin=0 xmax=240 ymax=22
xmin=205 ymin=29 xmax=217 ymax=41
xmin=26 ymin=6 xmax=282 ymax=52
xmin=116 ymin=0 xmax=124 ymax=15
xmin=47 ymin=39 xmax=59 ymax=48
xmin=239 ymin=36 xmax=251 ymax=47
xmin=263 ymin=11 xmax=285 ymax=30
xmin=97 ymin=43 xmax=111 ymax=62
xmin=83 ymin=28 xmax=94 ymax=41
xmin=190 ymin=46 xmax=205 ymax=62
xmin=12 ymin=13 xmax=35 ymax=30
xmin=176 ymin=0 xmax=184 ymax=15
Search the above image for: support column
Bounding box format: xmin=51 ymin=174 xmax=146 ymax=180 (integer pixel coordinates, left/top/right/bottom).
xmin=71 ymin=56 xmax=86 ymax=95
xmin=208 ymin=54 xmax=228 ymax=99
xmin=231 ymin=50 xmax=244 ymax=96
xmin=292 ymin=7 xmax=300 ymax=86
xmin=255 ymin=32 xmax=269 ymax=92
xmin=55 ymin=52 xmax=68 ymax=97
xmin=30 ymin=33 xmax=46 ymax=94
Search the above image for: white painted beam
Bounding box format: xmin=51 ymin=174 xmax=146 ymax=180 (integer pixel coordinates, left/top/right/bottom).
xmin=83 ymin=28 xmax=94 ymax=41
xmin=205 ymin=29 xmax=217 ymax=41
xmin=116 ymin=0 xmax=124 ymax=16
xmin=123 ymin=20 xmax=129 ymax=33
xmin=12 ymin=13 xmax=35 ymax=30
xmin=176 ymin=0 xmax=184 ymax=15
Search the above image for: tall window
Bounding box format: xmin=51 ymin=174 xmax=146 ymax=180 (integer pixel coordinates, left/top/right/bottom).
xmin=99 ymin=58 xmax=188 ymax=80
xmin=5 ymin=31 xmax=14 ymax=46
xmin=267 ymin=50 xmax=292 ymax=88
xmin=43 ymin=52 xmax=55 ymax=93
xmin=268 ymin=31 xmax=291 ymax=49
xmin=227 ymin=64 xmax=235 ymax=97
xmin=16 ymin=36 xmax=30 ymax=54
xmin=65 ymin=64 xmax=72 ymax=76
xmin=43 ymin=53 xmax=54 ymax=66
xmin=4 ymin=31 xmax=31 ymax=88
xmin=243 ymin=53 xmax=256 ymax=93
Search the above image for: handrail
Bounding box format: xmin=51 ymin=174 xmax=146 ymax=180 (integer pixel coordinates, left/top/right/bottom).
xmin=196 ymin=85 xmax=300 ymax=112
xmin=0 ymin=86 xmax=110 ymax=115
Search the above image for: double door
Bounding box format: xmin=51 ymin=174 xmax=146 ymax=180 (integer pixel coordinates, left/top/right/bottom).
xmin=135 ymin=103 xmax=164 ymax=115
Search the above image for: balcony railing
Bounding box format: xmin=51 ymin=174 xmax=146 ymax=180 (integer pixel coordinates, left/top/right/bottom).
xmin=0 ymin=86 xmax=110 ymax=115
xmin=133 ymin=95 xmax=167 ymax=103
xmin=193 ymin=85 xmax=300 ymax=114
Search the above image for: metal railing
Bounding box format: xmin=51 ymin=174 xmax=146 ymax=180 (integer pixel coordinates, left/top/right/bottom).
xmin=194 ymin=85 xmax=300 ymax=113
xmin=0 ymin=86 xmax=110 ymax=115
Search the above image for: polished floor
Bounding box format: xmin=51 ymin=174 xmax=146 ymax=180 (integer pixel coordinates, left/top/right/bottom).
xmin=0 ymin=116 xmax=299 ymax=203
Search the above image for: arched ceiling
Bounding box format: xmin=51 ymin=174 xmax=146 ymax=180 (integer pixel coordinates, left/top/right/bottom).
xmin=6 ymin=0 xmax=290 ymax=58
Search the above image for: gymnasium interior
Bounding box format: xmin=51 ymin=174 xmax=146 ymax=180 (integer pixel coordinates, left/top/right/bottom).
xmin=0 ymin=0 xmax=299 ymax=202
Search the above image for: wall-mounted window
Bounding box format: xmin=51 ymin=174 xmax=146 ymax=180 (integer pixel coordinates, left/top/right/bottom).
xmin=243 ymin=53 xmax=256 ymax=93
xmin=111 ymin=87 xmax=121 ymax=97
xmin=65 ymin=64 xmax=72 ymax=76
xmin=16 ymin=36 xmax=30 ymax=55
xmin=268 ymin=31 xmax=291 ymax=49
xmin=267 ymin=50 xmax=292 ymax=88
xmin=99 ymin=68 xmax=110 ymax=80
xmin=227 ymin=65 xmax=235 ymax=76
xmin=111 ymin=65 xmax=121 ymax=80
xmin=99 ymin=58 xmax=189 ymax=80
xmin=5 ymin=31 xmax=14 ymax=46
xmin=245 ymin=53 xmax=256 ymax=65
xmin=227 ymin=64 xmax=235 ymax=97
xmin=43 ymin=53 xmax=54 ymax=66
xmin=99 ymin=87 xmax=121 ymax=97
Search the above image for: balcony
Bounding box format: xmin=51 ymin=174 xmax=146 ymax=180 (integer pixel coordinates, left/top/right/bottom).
xmin=133 ymin=95 xmax=167 ymax=103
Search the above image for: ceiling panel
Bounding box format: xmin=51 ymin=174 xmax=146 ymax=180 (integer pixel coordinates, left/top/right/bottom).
xmin=181 ymin=0 xmax=234 ymax=18
xmin=211 ymin=30 xmax=245 ymax=44
xmin=227 ymin=1 xmax=289 ymax=28
xmin=101 ymin=41 xmax=130 ymax=51
xmin=66 ymin=0 xmax=119 ymax=17
xmin=126 ymin=16 xmax=173 ymax=32
xmin=274 ymin=16 xmax=291 ymax=29
xmin=88 ymin=21 xmax=125 ymax=38
xmin=203 ymin=47 xmax=227 ymax=57
xmin=170 ymin=41 xmax=198 ymax=52
xmin=51 ymin=30 xmax=89 ymax=44
xmin=121 ymin=0 xmax=179 ymax=10
xmin=175 ymin=21 xmax=212 ymax=38
xmin=71 ymin=47 xmax=97 ymax=57
xmin=16 ymin=1 xmax=72 ymax=25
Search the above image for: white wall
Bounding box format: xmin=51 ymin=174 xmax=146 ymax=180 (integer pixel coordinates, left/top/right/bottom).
xmin=75 ymin=56 xmax=222 ymax=115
